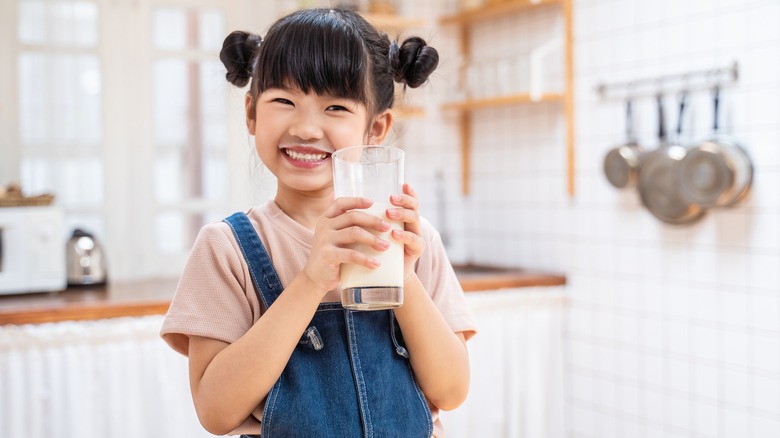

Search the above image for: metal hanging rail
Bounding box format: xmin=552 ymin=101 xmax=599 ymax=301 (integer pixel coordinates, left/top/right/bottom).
xmin=594 ymin=61 xmax=739 ymax=99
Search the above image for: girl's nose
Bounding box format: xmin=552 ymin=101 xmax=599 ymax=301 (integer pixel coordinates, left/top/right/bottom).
xmin=288 ymin=112 xmax=324 ymax=141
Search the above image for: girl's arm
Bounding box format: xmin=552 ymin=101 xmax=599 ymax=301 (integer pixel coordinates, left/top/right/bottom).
xmin=386 ymin=184 xmax=471 ymax=411
xmin=393 ymin=275 xmax=470 ymax=410
xmin=187 ymin=197 xmax=392 ymax=435
xmin=188 ymin=272 xmax=323 ymax=435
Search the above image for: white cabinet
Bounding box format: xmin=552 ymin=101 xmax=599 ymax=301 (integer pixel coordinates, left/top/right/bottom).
xmin=441 ymin=287 xmax=567 ymax=438
xmin=0 ymin=316 xmax=209 ymax=438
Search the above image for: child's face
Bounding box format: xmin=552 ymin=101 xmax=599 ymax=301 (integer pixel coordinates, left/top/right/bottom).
xmin=248 ymin=85 xmax=379 ymax=195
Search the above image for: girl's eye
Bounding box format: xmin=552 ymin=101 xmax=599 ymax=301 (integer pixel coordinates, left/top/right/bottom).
xmin=326 ymin=105 xmax=349 ymax=112
xmin=273 ymin=98 xmax=294 ymax=105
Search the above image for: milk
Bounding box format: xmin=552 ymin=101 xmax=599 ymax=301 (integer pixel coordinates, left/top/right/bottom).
xmin=332 ymin=145 xmax=405 ymax=310
xmin=340 ymin=202 xmax=404 ymax=290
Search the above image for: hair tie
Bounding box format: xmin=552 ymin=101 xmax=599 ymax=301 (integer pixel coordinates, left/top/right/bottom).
xmin=388 ymin=40 xmax=401 ymax=74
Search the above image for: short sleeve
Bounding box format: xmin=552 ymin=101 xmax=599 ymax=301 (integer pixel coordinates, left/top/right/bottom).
xmin=160 ymin=221 xmax=258 ymax=356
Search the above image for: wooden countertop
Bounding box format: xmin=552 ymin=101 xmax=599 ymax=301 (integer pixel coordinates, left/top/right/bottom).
xmin=453 ymin=264 xmax=566 ymax=292
xmin=0 ymin=266 xmax=565 ymax=325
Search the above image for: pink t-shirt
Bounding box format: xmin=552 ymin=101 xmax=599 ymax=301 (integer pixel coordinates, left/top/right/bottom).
xmin=161 ymin=200 xmax=477 ymax=436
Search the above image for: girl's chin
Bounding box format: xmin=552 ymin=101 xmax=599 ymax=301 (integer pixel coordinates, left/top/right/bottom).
xmin=279 ymin=175 xmax=333 ymax=193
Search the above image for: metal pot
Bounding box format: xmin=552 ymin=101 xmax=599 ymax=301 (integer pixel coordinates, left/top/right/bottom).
xmin=604 ymin=98 xmax=644 ymax=188
xmin=677 ymin=86 xmax=753 ymax=207
xmin=66 ymin=228 xmax=108 ymax=286
xmin=637 ymin=92 xmax=705 ymax=225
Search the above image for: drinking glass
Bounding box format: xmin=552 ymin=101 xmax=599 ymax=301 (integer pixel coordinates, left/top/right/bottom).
xmin=332 ymin=145 xmax=405 ymax=310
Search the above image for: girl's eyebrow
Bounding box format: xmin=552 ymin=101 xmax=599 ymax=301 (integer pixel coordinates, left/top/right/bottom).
xmin=265 ymin=85 xmax=303 ymax=96
xmin=321 ymin=93 xmax=358 ymax=102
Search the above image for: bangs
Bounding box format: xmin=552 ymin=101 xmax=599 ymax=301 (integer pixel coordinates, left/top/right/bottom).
xmin=256 ymin=10 xmax=368 ymax=103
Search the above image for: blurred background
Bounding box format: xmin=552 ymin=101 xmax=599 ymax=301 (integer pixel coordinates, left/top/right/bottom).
xmin=2 ymin=0 xmax=780 ymax=437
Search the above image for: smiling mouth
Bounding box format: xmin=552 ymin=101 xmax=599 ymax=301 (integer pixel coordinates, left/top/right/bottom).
xmin=282 ymin=148 xmax=331 ymax=162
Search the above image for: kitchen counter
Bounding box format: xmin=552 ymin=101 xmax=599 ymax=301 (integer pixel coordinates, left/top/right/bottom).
xmin=0 ymin=266 xmax=565 ymax=325
xmin=453 ymin=264 xmax=567 ymax=292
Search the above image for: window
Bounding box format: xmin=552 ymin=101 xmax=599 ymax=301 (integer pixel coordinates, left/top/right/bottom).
xmin=17 ymin=0 xmax=105 ymax=236
xmin=150 ymin=6 xmax=228 ymax=255
xmin=2 ymin=0 xmax=263 ymax=280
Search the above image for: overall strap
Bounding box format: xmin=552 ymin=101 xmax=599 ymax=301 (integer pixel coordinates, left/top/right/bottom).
xmin=223 ymin=212 xmax=284 ymax=309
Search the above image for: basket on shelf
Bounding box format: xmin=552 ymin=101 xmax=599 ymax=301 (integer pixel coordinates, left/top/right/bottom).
xmin=0 ymin=182 xmax=56 ymax=207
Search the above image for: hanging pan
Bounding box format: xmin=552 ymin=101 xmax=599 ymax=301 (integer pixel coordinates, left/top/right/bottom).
xmin=604 ymin=98 xmax=644 ymax=188
xmin=637 ymin=91 xmax=705 ymax=225
xmin=677 ymin=86 xmax=753 ymax=207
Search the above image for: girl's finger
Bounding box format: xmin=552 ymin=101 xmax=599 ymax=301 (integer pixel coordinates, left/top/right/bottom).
xmin=330 ymin=209 xmax=392 ymax=233
xmin=391 ymin=229 xmax=424 ymax=256
xmin=389 ymin=192 xmax=419 ymax=210
xmin=385 ymin=207 xmax=421 ymax=235
xmin=331 ymin=226 xmax=391 ymax=252
xmin=335 ymin=247 xmax=382 ymax=269
xmin=324 ymin=196 xmax=373 ymax=218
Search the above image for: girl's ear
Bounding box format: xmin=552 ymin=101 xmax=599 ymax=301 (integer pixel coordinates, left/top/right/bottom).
xmin=245 ymin=93 xmax=257 ymax=135
xmin=367 ymin=109 xmax=393 ymax=144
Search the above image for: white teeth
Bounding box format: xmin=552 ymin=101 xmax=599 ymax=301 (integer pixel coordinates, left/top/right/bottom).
xmin=284 ymin=149 xmax=328 ymax=162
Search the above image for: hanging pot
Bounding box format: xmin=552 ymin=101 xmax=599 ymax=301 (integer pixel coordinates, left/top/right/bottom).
xmin=637 ymin=91 xmax=705 ymax=225
xmin=677 ymin=86 xmax=753 ymax=207
xmin=604 ymin=98 xmax=644 ymax=188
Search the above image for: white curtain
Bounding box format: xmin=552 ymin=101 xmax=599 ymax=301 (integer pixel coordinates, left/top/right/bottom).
xmin=0 ymin=315 xmax=211 ymax=438
xmin=0 ymin=288 xmax=566 ymax=438
xmin=440 ymin=287 xmax=567 ymax=438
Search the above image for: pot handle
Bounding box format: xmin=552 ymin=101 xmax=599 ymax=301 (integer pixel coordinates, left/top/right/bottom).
xmin=625 ymin=98 xmax=636 ymax=142
xmin=712 ymin=85 xmax=721 ymax=134
xmin=656 ymin=93 xmax=666 ymax=142
xmin=676 ymin=89 xmax=689 ymax=141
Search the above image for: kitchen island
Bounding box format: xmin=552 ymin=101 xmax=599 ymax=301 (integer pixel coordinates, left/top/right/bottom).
xmin=0 ymin=266 xmax=566 ymax=325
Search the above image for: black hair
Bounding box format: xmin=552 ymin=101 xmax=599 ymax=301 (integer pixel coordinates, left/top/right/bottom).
xmin=219 ymin=8 xmax=438 ymax=116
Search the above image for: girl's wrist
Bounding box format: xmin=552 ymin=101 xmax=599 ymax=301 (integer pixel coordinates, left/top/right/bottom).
xmin=299 ymin=270 xmax=329 ymax=298
xmin=403 ymin=270 xmax=418 ymax=286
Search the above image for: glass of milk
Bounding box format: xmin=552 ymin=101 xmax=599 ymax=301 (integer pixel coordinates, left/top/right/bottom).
xmin=332 ymin=145 xmax=405 ymax=311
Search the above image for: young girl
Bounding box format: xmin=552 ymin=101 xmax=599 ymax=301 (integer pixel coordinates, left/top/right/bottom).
xmin=161 ymin=7 xmax=476 ymax=437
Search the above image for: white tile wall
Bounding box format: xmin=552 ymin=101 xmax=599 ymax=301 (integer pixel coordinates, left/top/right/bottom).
xmin=399 ymin=0 xmax=780 ymax=437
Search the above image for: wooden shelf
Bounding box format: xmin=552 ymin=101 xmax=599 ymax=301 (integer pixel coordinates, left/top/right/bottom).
xmin=440 ymin=0 xmax=574 ymax=197
xmin=440 ymin=0 xmax=561 ymax=26
xmin=442 ymin=92 xmax=564 ymax=111
xmin=363 ymin=13 xmax=425 ymax=31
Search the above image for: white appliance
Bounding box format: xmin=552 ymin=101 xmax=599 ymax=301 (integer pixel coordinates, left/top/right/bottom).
xmin=0 ymin=206 xmax=67 ymax=294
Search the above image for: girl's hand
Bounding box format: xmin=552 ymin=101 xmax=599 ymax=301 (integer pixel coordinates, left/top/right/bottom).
xmin=386 ymin=183 xmax=425 ymax=283
xmin=303 ymin=197 xmax=392 ymax=295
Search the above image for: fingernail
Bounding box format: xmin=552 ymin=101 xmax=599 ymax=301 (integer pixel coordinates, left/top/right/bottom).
xmin=378 ymin=240 xmax=390 ymax=249
xmin=386 ymin=209 xmax=397 ymax=218
xmin=391 ymin=194 xmax=402 ymax=203
xmin=380 ymin=220 xmax=391 ymax=230
xmin=392 ymin=229 xmax=402 ymax=238
xmin=369 ymin=258 xmax=381 ymax=267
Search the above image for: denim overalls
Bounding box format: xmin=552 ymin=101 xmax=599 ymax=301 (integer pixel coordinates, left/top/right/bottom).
xmin=225 ymin=212 xmax=433 ymax=438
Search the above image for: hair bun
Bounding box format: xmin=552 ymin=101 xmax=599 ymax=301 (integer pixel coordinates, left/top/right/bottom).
xmin=389 ymin=36 xmax=439 ymax=88
xmin=220 ymin=30 xmax=262 ymax=87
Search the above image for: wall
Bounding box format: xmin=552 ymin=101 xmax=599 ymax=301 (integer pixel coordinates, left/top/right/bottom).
xmin=402 ymin=0 xmax=780 ymax=437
